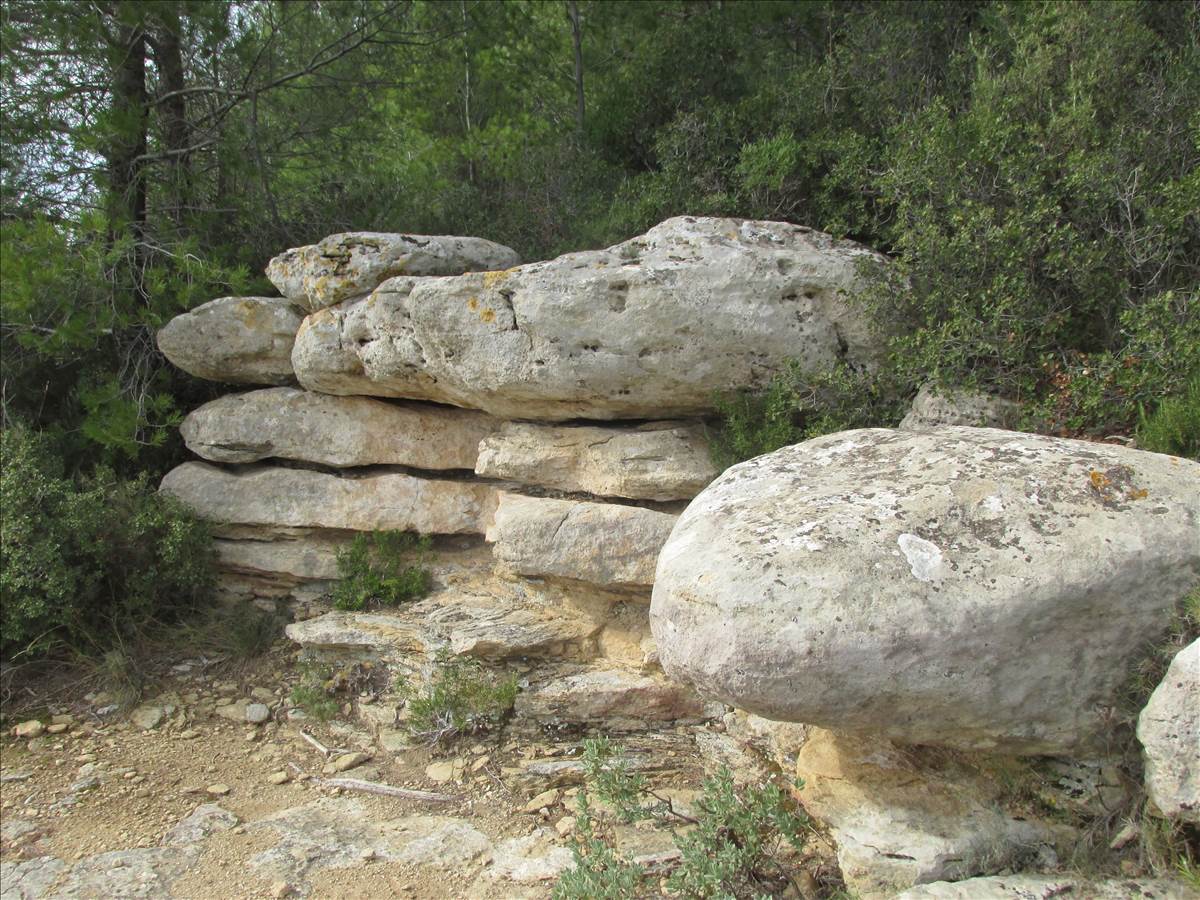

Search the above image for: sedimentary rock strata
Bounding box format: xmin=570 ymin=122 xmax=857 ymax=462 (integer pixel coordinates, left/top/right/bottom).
xmin=157 ymin=296 xmax=304 ymax=384
xmin=291 ymin=217 xmax=889 ymax=420
xmin=267 ymin=231 xmax=520 ymax=311
xmin=181 ymin=387 xmax=498 ymax=469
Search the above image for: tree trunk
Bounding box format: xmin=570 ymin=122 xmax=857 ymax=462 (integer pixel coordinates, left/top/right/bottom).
xmin=567 ymin=0 xmax=585 ymax=137
xmin=109 ymin=8 xmax=148 ymax=245
xmin=148 ymin=6 xmax=191 ymax=228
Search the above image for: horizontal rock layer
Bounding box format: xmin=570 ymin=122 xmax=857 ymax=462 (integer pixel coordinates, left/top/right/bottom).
xmin=475 ymin=420 xmax=715 ymax=501
xmin=267 ymin=231 xmax=520 ymax=311
xmin=161 ymin=462 xmax=496 ymax=534
xmin=513 ymin=665 xmax=708 ymax=728
xmin=487 ymin=492 xmax=677 ymax=589
xmin=157 ymin=296 xmax=303 ymax=385
xmin=652 ymin=426 xmax=1200 ymax=755
xmin=181 ymin=387 xmax=498 ymax=469
xmin=292 ymin=216 xmax=888 ymax=420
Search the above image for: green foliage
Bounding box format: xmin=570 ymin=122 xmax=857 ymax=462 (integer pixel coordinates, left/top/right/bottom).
xmin=290 ymin=662 xmax=340 ymax=722
xmin=709 ymin=360 xmax=908 ymax=469
xmin=1136 ymin=371 xmax=1200 ymax=460
xmin=399 ymin=651 xmax=518 ymax=745
xmin=176 ymin=602 xmax=284 ymax=664
xmin=331 ymin=531 xmax=433 ymax=611
xmin=555 ymin=737 xmax=810 ymax=900
xmin=0 ymin=427 xmax=216 ymax=660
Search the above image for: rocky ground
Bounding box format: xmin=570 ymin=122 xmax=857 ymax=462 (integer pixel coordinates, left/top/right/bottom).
xmin=0 ymin=642 xmax=770 ymax=900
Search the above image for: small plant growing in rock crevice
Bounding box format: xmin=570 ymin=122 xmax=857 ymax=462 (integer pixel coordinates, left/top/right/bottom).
xmin=331 ymin=530 xmax=433 ymax=611
xmin=553 ymin=736 xmax=812 ymax=899
xmin=289 ymin=661 xmax=340 ymax=722
xmin=399 ymin=650 xmax=518 ymax=746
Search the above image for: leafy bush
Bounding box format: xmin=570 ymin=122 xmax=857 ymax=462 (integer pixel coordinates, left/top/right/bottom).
xmin=554 ymin=737 xmax=810 ymax=900
xmin=331 ymin=530 xmax=433 ymax=611
xmin=709 ymin=360 xmax=907 ymax=469
xmin=1136 ymin=371 xmax=1200 ymax=460
xmin=0 ymin=427 xmax=215 ymax=659
xmin=289 ymin=662 xmax=340 ymax=722
xmin=400 ymin=651 xmax=518 ymax=745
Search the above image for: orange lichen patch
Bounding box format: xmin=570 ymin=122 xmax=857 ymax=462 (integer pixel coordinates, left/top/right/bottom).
xmin=482 ymin=268 xmax=516 ymax=288
xmin=1089 ymin=466 xmax=1149 ymax=504
xmin=467 ymin=297 xmax=479 ymax=311
xmin=480 ymin=308 xmax=496 ymax=324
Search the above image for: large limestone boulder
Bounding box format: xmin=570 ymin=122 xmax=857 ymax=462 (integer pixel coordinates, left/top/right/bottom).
xmin=181 ymin=387 xmax=498 ymax=469
xmin=161 ymin=462 xmax=496 ymax=534
xmin=267 ymin=232 xmax=520 ymax=311
xmin=486 ymin=493 xmax=677 ymax=589
xmin=1137 ymin=637 xmax=1199 ymax=823
xmin=894 ymin=876 xmax=1196 ymax=899
xmin=291 ymin=217 xmax=889 ymax=420
xmin=157 ymin=296 xmax=304 ymax=384
xmin=475 ymin=421 xmax=716 ymax=501
xmin=651 ymin=426 xmax=1200 ymax=755
xmin=794 ymin=729 xmax=1058 ymax=897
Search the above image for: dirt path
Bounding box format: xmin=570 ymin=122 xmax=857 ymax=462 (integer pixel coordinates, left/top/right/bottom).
xmin=1 ymin=644 xmax=707 ymax=899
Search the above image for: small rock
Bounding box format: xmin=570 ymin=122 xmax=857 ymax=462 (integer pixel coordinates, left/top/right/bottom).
xmin=205 ymin=783 xmax=231 ymax=796
xmin=555 ymin=816 xmax=576 ymax=836
xmin=50 ymin=714 xmax=74 ymax=726
xmin=472 ymin=755 xmax=490 ymax=772
xmin=245 ymin=703 xmax=271 ymax=724
xmin=267 ymin=771 xmax=290 ymax=785
xmin=13 ymin=720 xmax=44 ymax=739
xmin=425 ymin=761 xmax=456 ymax=783
xmin=1109 ymin=822 xmax=1139 ymax=850
xmin=522 ymin=788 xmax=560 ymax=814
xmin=332 ymin=751 xmax=371 ymax=773
xmin=251 ymin=687 xmax=276 ymax=702
xmin=270 ymin=881 xmax=294 ymax=899
xmin=179 ymin=729 xmax=200 ymax=740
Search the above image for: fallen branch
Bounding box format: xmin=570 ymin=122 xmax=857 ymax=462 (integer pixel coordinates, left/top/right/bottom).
xmin=298 ymin=729 xmax=345 ymax=758
xmin=319 ymin=777 xmax=457 ymax=803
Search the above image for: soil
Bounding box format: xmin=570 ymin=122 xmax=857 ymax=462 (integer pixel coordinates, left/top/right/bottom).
xmin=0 ymin=642 xmax=744 ymax=900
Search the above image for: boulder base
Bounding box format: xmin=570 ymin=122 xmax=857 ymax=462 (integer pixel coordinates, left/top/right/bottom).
xmin=1137 ymin=637 xmax=1199 ymax=823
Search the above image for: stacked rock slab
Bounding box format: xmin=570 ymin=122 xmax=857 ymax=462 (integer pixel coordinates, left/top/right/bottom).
xmin=157 ymin=218 xmax=889 ymax=736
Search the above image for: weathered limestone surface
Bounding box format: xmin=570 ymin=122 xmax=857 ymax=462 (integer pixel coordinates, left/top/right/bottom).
xmin=514 ymin=665 xmax=708 ymax=728
xmin=487 ymin=492 xmax=677 ymax=589
xmin=475 ymin=420 xmax=716 ymax=501
xmin=212 ymin=527 xmax=347 ymax=583
xmin=893 ymin=876 xmax=1195 ymax=900
xmin=181 ymin=387 xmax=498 ymax=469
xmin=157 ymin=296 xmax=304 ymax=384
xmin=794 ymin=729 xmax=1059 ymax=897
xmin=161 ymin=462 xmax=497 ymax=534
xmin=286 ymin=573 xmax=608 ymax=662
xmin=900 ymin=382 xmax=1022 ymax=430
xmin=1137 ymin=638 xmax=1200 ymax=823
xmin=291 ymin=216 xmax=889 ymax=420
xmin=652 ymin=426 xmax=1200 ymax=755
xmin=267 ymin=232 xmax=520 ymax=311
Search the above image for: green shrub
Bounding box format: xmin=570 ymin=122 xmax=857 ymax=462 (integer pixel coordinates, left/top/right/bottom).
xmin=400 ymin=651 xmax=518 ymax=745
xmin=709 ymin=359 xmax=908 ymax=469
xmin=0 ymin=427 xmax=215 ymax=659
xmin=290 ymin=662 xmax=340 ymax=722
xmin=1136 ymin=371 xmax=1200 ymax=460
xmin=331 ymin=530 xmax=433 ymax=611
xmin=554 ymin=737 xmax=811 ymax=900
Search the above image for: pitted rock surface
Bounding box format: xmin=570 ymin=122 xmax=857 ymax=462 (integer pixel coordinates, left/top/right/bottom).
xmin=182 ymin=387 xmax=499 ymax=469
xmin=157 ymin=296 xmax=304 ymax=385
xmin=290 ymin=216 xmax=889 ymax=420
xmin=652 ymin=426 xmax=1200 ymax=754
xmin=267 ymin=232 xmax=520 ymax=311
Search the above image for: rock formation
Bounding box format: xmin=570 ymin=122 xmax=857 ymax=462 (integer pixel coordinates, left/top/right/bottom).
xmin=651 ymin=426 xmax=1200 ymax=755
xmin=289 ymin=216 xmax=889 ymax=419
xmin=158 ymin=217 xmax=885 ymax=739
